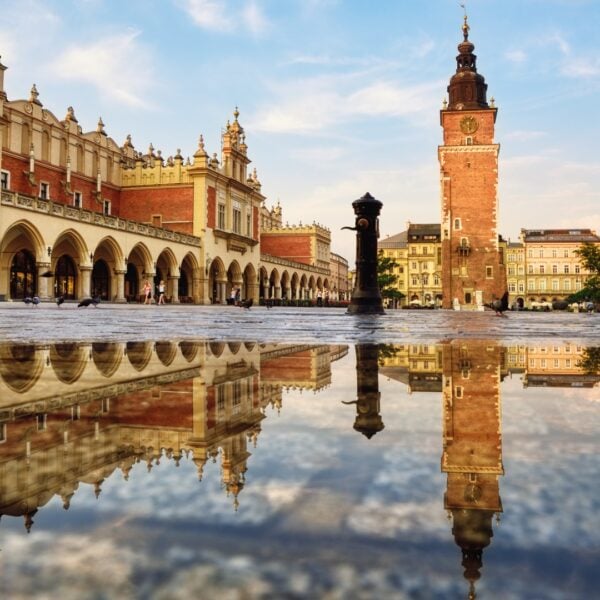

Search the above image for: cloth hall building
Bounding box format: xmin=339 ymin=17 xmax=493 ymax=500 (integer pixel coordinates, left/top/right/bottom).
xmin=0 ymin=58 xmax=348 ymax=305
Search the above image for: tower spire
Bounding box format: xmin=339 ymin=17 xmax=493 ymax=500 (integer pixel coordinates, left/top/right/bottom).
xmin=446 ymin=14 xmax=489 ymax=110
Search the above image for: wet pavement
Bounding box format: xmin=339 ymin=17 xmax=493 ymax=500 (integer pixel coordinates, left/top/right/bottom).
xmin=0 ymin=302 xmax=598 ymax=344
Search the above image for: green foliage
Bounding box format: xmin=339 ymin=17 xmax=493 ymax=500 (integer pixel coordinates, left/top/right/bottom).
xmin=576 ymin=347 xmax=600 ymax=376
xmin=569 ymin=243 xmax=600 ymax=302
xmin=377 ymin=254 xmax=404 ymax=299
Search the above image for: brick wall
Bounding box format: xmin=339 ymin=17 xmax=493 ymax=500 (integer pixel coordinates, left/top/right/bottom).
xmin=207 ymin=186 xmax=216 ymax=229
xmin=120 ymin=186 xmax=194 ymax=234
xmin=261 ymin=234 xmax=312 ymax=265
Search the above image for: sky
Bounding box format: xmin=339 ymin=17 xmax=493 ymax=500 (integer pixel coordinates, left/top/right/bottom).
xmin=1 ymin=0 xmax=599 ymax=262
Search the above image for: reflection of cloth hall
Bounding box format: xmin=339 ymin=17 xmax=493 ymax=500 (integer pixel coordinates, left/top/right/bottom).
xmin=0 ymin=341 xmax=348 ymax=529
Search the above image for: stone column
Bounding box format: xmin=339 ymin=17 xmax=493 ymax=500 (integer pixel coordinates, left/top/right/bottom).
xmin=80 ymin=266 xmax=92 ymax=299
xmin=274 ymin=285 xmax=281 ymax=299
xmin=219 ymin=281 xmax=227 ymax=304
xmin=36 ymin=262 xmax=51 ymax=300
xmin=114 ymin=269 xmax=127 ymax=303
xmin=192 ymin=268 xmax=203 ymax=304
xmin=169 ymin=275 xmax=180 ymax=303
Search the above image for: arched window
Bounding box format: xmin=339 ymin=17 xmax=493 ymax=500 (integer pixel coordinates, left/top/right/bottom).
xmin=10 ymin=249 xmax=36 ymax=299
xmin=41 ymin=130 xmax=50 ymax=161
xmin=92 ymin=259 xmax=110 ymax=300
xmin=55 ymin=255 xmax=78 ymax=299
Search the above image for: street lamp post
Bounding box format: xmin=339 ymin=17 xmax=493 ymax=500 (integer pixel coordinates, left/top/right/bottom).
xmin=344 ymin=192 xmax=384 ymax=315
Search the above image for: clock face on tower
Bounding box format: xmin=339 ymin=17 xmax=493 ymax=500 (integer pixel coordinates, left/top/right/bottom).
xmin=460 ymin=115 xmax=479 ymax=134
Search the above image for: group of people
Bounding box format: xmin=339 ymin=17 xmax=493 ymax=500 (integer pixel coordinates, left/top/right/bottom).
xmin=143 ymin=280 xmax=166 ymax=305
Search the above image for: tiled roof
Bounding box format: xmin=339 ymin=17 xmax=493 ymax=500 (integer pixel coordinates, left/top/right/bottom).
xmin=521 ymin=229 xmax=600 ymax=243
xmin=379 ymin=230 xmax=408 ymax=248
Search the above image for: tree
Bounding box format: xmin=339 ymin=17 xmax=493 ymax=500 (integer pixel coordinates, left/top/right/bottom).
xmin=569 ymin=243 xmax=600 ymax=302
xmin=378 ymin=253 xmax=405 ymax=305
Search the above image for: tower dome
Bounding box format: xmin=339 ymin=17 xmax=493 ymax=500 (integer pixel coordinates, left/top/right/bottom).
xmin=447 ymin=15 xmax=489 ymax=110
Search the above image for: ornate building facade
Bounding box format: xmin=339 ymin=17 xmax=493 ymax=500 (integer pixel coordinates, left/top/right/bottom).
xmin=0 ymin=58 xmax=347 ymax=305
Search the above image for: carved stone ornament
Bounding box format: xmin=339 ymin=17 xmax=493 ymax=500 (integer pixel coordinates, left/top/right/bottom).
xmin=25 ymin=103 xmax=33 ymax=114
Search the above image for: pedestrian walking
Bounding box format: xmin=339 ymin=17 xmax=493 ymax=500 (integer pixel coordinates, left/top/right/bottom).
xmin=158 ymin=280 xmax=166 ymax=305
xmin=143 ymin=280 xmax=152 ymax=304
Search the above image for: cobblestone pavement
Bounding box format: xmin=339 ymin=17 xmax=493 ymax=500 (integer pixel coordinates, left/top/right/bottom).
xmin=1 ymin=302 xmax=598 ymax=344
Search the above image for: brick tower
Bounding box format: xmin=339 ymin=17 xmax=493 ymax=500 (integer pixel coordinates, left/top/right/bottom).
xmin=439 ymin=16 xmax=505 ymax=310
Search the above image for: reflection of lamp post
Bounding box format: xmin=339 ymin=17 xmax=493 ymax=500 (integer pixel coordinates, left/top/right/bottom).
xmin=342 ymin=344 xmax=384 ymax=438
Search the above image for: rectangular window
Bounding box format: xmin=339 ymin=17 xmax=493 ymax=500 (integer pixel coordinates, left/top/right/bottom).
xmin=552 ymin=280 xmax=559 ymax=290
xmin=563 ymin=265 xmax=570 ymax=274
xmin=232 ymin=207 xmax=241 ymax=233
xmin=518 ymin=266 xmax=524 ymax=275
xmin=103 ymin=200 xmax=111 ymax=216
xmin=552 ymin=249 xmax=557 ymax=258
xmin=217 ymin=386 xmax=226 ymax=412
xmin=71 ymin=405 xmax=80 ymax=421
xmin=218 ymin=204 xmax=225 ymax=229
xmin=528 ymin=249 xmax=533 ymax=258
xmin=565 ymin=359 xmax=571 ymax=368
xmin=411 ymin=247 xmax=417 ymax=255
xmin=455 ymin=386 xmax=463 ymax=399
xmin=575 ymin=265 xmax=580 ymax=274
xmin=246 ymin=213 xmax=251 ymax=237
xmin=539 ymin=265 xmax=545 ymax=274
xmin=541 ymin=358 xmax=546 ymax=368
xmin=554 ymin=359 xmax=559 ymax=368
xmin=564 ymin=279 xmax=571 ymax=291
xmin=37 ymin=413 xmax=47 ymax=432
xmin=39 ymin=182 xmax=49 ymax=199
xmin=518 ymin=282 xmax=525 ymax=293
xmin=486 ymin=266 xmax=493 ymax=278
xmin=528 ymin=280 xmax=535 ymax=291
xmin=508 ymin=266 xmax=516 ymax=276
xmin=0 ymin=170 xmax=9 ymax=190
xmin=528 ymin=265 xmax=534 ymax=274
xmin=101 ymin=398 xmax=110 ymax=413
xmin=564 ymin=249 xmax=569 ymax=258
xmin=552 ymin=265 xmax=558 ymax=274
xmin=538 ymin=249 xmax=544 ymax=258
xmin=539 ymin=279 xmax=546 ymax=291
xmin=508 ymin=282 xmax=516 ymax=292
xmin=454 ymin=218 xmax=461 ymax=230
xmin=73 ymin=191 xmax=82 ymax=209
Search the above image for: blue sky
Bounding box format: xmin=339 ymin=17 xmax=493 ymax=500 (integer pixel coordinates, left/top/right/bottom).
xmin=1 ymin=0 xmax=599 ymax=261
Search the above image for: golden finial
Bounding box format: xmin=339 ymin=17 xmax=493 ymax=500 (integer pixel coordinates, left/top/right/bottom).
xmin=460 ymin=4 xmax=470 ymax=40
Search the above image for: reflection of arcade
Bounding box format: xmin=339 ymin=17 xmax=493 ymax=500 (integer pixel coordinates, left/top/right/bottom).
xmin=441 ymin=341 xmax=504 ymax=600
xmin=0 ymin=341 xmax=347 ymax=530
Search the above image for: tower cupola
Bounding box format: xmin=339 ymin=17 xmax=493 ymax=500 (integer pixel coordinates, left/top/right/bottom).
xmin=447 ymin=15 xmax=488 ymax=110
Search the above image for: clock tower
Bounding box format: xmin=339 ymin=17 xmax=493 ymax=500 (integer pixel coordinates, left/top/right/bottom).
xmin=439 ymin=16 xmax=506 ymax=310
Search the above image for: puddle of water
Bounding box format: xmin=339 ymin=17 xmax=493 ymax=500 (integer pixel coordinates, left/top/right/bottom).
xmin=0 ymin=340 xmax=598 ymax=599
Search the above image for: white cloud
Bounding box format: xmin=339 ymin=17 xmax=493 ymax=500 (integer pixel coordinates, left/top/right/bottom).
xmin=179 ymin=0 xmax=270 ymax=35
xmin=243 ymin=0 xmax=269 ymax=36
xmin=250 ymin=76 xmax=441 ymax=134
xmin=51 ymin=30 xmax=156 ymax=108
xmin=179 ymin=0 xmax=233 ymax=31
xmin=561 ymin=57 xmax=600 ymax=78
xmin=504 ymin=130 xmax=547 ymax=142
xmin=506 ymin=49 xmax=527 ymax=63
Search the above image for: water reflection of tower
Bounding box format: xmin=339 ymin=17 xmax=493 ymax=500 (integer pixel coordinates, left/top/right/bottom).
xmin=343 ymin=344 xmax=384 ymax=438
xmin=441 ymin=341 xmax=504 ymax=598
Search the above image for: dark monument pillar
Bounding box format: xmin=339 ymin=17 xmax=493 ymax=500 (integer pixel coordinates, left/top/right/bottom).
xmin=346 ymin=192 xmax=384 ymax=315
